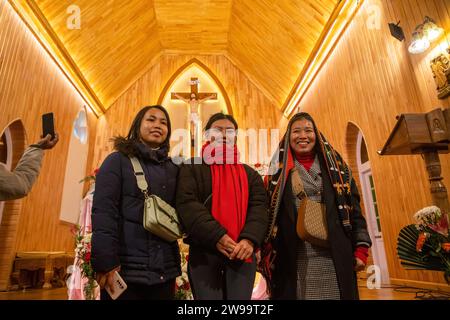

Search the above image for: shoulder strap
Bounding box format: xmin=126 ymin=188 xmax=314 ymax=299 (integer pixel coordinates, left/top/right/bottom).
xmin=291 ymin=167 xmax=306 ymax=199
xmin=129 ymin=156 xmax=149 ymax=194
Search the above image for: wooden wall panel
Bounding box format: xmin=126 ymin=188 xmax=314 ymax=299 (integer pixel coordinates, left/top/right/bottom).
xmin=0 ymin=0 xmax=98 ymax=288
xmin=296 ymin=0 xmax=450 ymax=285
xmin=93 ymin=54 xmax=283 ymax=168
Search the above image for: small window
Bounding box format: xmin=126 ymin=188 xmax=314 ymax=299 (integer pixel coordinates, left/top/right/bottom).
xmin=369 ymin=174 xmax=382 ymax=233
xmin=73 ymin=109 xmax=88 ymax=144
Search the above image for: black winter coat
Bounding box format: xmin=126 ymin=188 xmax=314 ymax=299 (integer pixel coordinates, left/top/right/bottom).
xmin=271 ymin=156 xmax=372 ymax=300
xmin=91 ymin=141 xmax=181 ymax=286
xmin=176 ymin=159 xmax=269 ymax=250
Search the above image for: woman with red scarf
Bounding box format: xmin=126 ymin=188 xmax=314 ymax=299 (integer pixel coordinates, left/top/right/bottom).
xmin=176 ymin=113 xmax=268 ymax=300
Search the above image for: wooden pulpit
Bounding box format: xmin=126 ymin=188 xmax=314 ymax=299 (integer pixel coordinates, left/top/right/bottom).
xmin=378 ymin=108 xmax=450 ymax=214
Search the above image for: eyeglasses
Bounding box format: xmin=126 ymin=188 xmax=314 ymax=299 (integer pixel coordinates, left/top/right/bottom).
xmin=209 ymin=127 xmax=236 ymax=135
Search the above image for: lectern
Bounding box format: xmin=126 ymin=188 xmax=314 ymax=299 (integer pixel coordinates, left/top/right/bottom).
xmin=379 ymin=108 xmax=450 ymax=214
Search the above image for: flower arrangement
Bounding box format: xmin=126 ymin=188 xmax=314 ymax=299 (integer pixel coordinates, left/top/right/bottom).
xmin=69 ymin=168 xmax=99 ymax=300
xmin=251 ymin=163 xmax=270 ymax=177
xmin=74 ymin=226 xmax=98 ymax=299
xmin=175 ymin=251 xmax=193 ymax=300
xmin=397 ymin=205 xmax=450 ymax=284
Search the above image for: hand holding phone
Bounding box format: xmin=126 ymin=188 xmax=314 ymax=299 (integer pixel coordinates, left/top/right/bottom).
xmin=105 ymin=271 xmax=127 ymax=300
xmin=35 ymin=113 xmax=58 ymax=149
xmin=35 ymin=133 xmax=59 ymax=150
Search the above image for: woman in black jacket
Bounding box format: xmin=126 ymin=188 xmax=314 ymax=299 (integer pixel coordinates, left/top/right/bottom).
xmin=176 ymin=112 xmax=268 ymax=300
xmin=261 ymin=112 xmax=372 ymax=300
xmin=92 ymin=105 xmax=181 ymax=300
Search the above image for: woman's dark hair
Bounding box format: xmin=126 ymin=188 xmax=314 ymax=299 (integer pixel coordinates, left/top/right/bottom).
xmin=290 ymin=112 xmax=314 ymax=126
xmin=204 ymin=112 xmax=238 ymax=131
xmin=125 ymin=105 xmax=172 ymax=148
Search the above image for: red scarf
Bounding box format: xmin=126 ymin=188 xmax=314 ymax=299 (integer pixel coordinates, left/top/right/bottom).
xmin=202 ymin=142 xmax=250 ymax=259
xmin=294 ymin=152 xmax=315 ymax=171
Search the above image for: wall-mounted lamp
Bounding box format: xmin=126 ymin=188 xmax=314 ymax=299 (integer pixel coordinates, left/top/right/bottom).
xmin=408 ymin=16 xmax=444 ymax=54
xmin=408 ymin=25 xmax=430 ymax=54
xmin=423 ymin=16 xmax=444 ymax=42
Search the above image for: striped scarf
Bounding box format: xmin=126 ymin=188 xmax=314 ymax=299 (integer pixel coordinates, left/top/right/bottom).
xmin=260 ymin=112 xmax=354 ymax=292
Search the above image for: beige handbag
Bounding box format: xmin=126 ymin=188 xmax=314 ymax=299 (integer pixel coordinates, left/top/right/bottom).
xmin=291 ymin=168 xmax=329 ymax=248
xmin=129 ymin=156 xmax=183 ymax=242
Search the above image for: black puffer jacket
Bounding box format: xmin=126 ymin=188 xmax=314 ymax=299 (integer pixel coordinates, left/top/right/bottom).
xmin=91 ymin=140 xmax=181 ymax=286
xmin=175 ymin=159 xmax=269 ymax=250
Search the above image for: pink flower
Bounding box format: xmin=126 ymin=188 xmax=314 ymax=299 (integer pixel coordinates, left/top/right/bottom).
xmin=70 ymin=225 xmax=79 ymax=236
xmin=429 ymin=214 xmax=449 ymax=237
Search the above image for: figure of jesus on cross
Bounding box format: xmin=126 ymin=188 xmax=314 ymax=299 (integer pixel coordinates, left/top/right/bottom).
xmin=171 ymin=77 xmax=217 ymax=156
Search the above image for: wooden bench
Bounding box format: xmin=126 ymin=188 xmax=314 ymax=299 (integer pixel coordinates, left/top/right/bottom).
xmin=9 ymin=252 xmax=74 ymax=290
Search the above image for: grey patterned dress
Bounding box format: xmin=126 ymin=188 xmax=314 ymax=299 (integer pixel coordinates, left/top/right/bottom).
xmin=294 ymin=157 xmax=341 ymax=300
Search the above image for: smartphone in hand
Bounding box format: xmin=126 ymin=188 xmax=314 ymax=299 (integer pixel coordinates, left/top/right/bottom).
xmin=42 ymin=112 xmax=55 ymax=139
xmin=105 ymin=271 xmax=127 ymax=300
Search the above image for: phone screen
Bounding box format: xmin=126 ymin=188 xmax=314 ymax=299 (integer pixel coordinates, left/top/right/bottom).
xmin=42 ymin=113 xmax=55 ymax=139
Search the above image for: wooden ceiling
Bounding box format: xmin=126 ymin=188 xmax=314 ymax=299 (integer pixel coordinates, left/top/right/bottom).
xmin=154 ymin=0 xmax=233 ymax=52
xmin=228 ymin=0 xmax=338 ymax=108
xmin=29 ymin=0 xmax=339 ymax=110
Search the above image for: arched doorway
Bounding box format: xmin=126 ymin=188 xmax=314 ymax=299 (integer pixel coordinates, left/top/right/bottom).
xmin=0 ymin=119 xmax=26 ymax=290
xmin=356 ymin=131 xmax=390 ymax=285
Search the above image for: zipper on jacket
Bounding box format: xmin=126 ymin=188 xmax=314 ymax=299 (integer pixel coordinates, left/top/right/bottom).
xmin=203 ymin=194 xmax=212 ymax=206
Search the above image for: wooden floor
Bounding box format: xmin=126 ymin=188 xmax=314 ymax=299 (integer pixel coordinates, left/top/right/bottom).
xmin=0 ymin=287 xmax=69 ymax=300
xmin=1 ymin=282 xmax=448 ymax=300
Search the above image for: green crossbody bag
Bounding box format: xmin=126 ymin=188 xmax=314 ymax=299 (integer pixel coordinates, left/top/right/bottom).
xmin=129 ymin=156 xmax=183 ymax=242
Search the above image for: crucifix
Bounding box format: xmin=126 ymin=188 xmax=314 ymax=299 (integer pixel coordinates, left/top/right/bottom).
xmin=171 ymin=77 xmax=218 ymax=156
